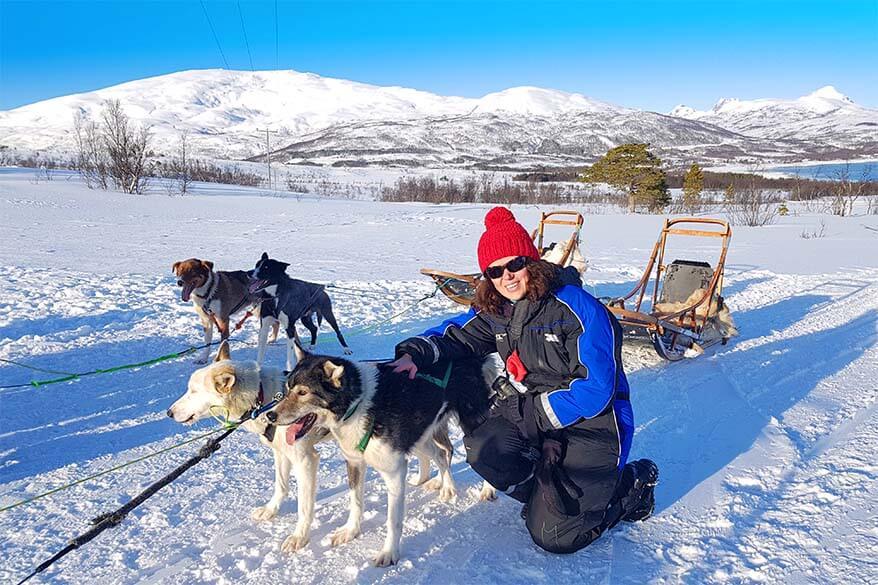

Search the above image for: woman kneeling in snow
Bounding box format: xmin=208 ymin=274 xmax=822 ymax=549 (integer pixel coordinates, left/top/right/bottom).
xmin=390 ymin=207 xmax=658 ymax=553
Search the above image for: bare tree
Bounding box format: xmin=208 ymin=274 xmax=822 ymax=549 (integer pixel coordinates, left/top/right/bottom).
xmin=726 ymin=166 xmax=780 ymax=227
xmin=73 ymin=111 xmax=109 ymax=189
xmin=170 ymin=129 xmax=192 ymax=194
xmin=101 ymin=99 xmax=151 ymax=194
xmin=830 ymin=161 xmax=870 ymax=217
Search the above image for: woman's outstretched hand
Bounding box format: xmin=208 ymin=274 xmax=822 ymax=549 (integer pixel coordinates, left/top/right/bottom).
xmin=389 ymin=353 xmax=418 ymax=380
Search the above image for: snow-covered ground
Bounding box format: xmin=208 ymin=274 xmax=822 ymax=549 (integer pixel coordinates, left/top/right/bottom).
xmin=1 ymin=169 xmax=877 ymax=584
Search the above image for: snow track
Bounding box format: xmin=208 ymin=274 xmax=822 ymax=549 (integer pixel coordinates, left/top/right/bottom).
xmin=1 ymin=170 xmax=877 ymax=583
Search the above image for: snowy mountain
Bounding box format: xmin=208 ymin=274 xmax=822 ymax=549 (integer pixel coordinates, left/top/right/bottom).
xmin=1 ymin=70 xmax=875 ymax=167
xmin=669 ymin=86 xmax=878 ymax=151
xmin=256 ymin=108 xmax=787 ymax=169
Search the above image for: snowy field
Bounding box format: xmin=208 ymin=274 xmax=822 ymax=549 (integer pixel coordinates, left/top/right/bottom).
xmin=1 ymin=168 xmax=877 ymax=584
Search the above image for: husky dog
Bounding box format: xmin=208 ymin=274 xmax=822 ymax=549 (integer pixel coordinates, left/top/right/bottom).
xmin=167 ymin=341 xmax=465 ymax=555
xmin=270 ymin=344 xmax=495 ymax=566
xmin=248 ymin=252 xmax=352 ymax=370
xmin=173 ymin=258 xmax=280 ymax=364
xmin=167 ymin=341 xmax=333 ymax=551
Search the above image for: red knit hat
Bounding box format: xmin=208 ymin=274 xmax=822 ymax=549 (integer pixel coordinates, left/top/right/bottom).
xmin=477 ymin=207 xmax=540 ymax=272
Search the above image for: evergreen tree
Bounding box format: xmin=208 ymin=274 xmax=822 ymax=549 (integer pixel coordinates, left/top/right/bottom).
xmin=581 ymin=143 xmax=669 ymax=213
xmin=682 ymin=162 xmax=704 ymax=213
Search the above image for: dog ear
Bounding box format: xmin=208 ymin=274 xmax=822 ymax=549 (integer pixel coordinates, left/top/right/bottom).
xmin=215 ymin=341 xmax=231 ymax=362
xmin=293 ymin=339 xmax=308 ymax=363
xmin=172 ymin=261 xmax=181 ymax=275
xmin=323 ymin=360 xmax=344 ymax=388
xmin=212 ymin=365 xmax=236 ymax=394
xmin=201 ymin=260 xmax=214 ymax=272
xmin=261 ymin=252 xmax=269 ymax=261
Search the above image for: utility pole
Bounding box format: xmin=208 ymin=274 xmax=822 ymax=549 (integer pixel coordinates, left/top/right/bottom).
xmin=257 ymin=128 xmax=277 ymax=190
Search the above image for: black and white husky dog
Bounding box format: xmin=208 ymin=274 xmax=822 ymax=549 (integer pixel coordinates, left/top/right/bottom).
xmin=248 ymin=252 xmax=352 ymax=370
xmin=270 ymin=343 xmax=496 ymax=566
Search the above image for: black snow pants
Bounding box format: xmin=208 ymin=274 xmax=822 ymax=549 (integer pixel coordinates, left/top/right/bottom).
xmin=463 ymin=396 xmax=631 ymax=554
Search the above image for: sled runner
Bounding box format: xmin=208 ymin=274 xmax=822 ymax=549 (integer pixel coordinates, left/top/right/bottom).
xmin=602 ymin=217 xmax=736 ymax=360
xmin=421 ymin=210 xmax=586 ymax=306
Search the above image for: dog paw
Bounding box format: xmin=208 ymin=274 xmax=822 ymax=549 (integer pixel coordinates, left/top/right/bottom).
xmin=422 ymin=476 xmax=443 ymax=491
xmin=439 ymin=484 xmax=458 ymax=503
xmin=329 ymin=525 xmax=360 ymax=547
xmin=373 ymin=547 xmax=400 ymax=567
xmin=251 ymin=505 xmax=279 ymax=521
xmin=343 ymin=348 xmax=353 ymax=355
xmin=281 ymin=532 xmax=310 ymax=553
xmin=478 ymin=482 xmax=498 ymax=502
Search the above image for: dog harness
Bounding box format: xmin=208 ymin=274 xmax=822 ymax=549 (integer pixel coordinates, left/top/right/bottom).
xmin=339 ymin=396 xmax=374 ymax=452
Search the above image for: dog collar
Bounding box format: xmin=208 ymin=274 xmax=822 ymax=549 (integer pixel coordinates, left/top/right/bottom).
xmin=193 ymin=272 xmax=218 ymax=308
xmin=338 ymin=396 xmax=374 ymax=453
xmin=247 ymin=380 xmax=286 ymax=421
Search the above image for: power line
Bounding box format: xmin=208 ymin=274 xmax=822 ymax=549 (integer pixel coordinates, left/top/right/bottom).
xmin=200 ymin=0 xmax=230 ymax=69
xmin=237 ymin=1 xmax=254 ymax=71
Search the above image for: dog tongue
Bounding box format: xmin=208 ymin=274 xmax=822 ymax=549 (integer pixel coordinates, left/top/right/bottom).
xmin=182 ymin=282 xmax=195 ymax=302
xmin=285 ymin=420 xmax=306 ymax=445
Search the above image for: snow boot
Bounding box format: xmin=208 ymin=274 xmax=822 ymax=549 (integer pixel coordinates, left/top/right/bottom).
xmin=621 ymin=459 xmax=659 ymax=522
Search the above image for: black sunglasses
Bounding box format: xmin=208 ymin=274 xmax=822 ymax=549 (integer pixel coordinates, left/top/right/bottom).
xmin=483 ymin=256 xmax=531 ymax=279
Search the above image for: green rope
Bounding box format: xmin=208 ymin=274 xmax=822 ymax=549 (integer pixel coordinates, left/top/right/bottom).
xmin=0 ymin=424 xmax=235 ymax=514
xmin=0 ymin=358 xmax=75 ymax=376
xmin=2 ymin=343 xmax=218 ymax=390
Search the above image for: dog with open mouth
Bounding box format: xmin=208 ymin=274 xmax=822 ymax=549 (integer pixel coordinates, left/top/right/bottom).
xmin=248 ymin=252 xmax=352 ymax=371
xmin=269 ymin=343 xmax=496 ymax=566
xmin=173 ymin=258 xmax=280 ymax=364
xmin=167 ymin=340 xmax=456 ymax=555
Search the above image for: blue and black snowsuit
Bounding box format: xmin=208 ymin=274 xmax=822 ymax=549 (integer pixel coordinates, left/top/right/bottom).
xmin=396 ymin=273 xmax=638 ymax=553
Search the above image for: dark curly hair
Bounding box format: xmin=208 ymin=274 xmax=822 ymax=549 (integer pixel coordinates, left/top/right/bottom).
xmin=473 ymin=259 xmax=559 ymax=316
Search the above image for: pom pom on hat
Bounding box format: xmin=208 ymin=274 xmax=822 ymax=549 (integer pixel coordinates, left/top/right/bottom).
xmin=477 ymin=207 xmax=540 ymax=272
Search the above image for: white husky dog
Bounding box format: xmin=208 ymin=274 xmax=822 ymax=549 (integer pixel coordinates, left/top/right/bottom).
xmin=167 ymin=341 xmax=329 ymax=551
xmin=167 ymin=341 xmax=468 ymax=554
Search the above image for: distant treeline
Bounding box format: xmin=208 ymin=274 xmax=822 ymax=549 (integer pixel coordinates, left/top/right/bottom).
xmin=512 ymin=167 xmax=878 ymax=201
xmin=380 ymin=175 xmax=626 ymax=206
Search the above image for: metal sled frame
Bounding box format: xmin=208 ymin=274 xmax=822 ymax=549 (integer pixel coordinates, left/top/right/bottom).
xmin=421 ymin=211 xmax=585 ymax=306
xmin=605 ymin=217 xmax=732 ymax=360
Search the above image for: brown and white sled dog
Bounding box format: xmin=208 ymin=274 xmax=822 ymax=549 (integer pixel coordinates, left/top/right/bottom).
xmin=173 ymin=258 xmax=279 ymax=364
xmin=166 ymin=341 xmax=465 ymax=555
xmin=270 ymin=344 xmax=496 ymax=566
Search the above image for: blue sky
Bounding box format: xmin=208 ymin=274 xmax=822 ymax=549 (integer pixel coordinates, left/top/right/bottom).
xmin=1 ymin=0 xmax=876 ymax=112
